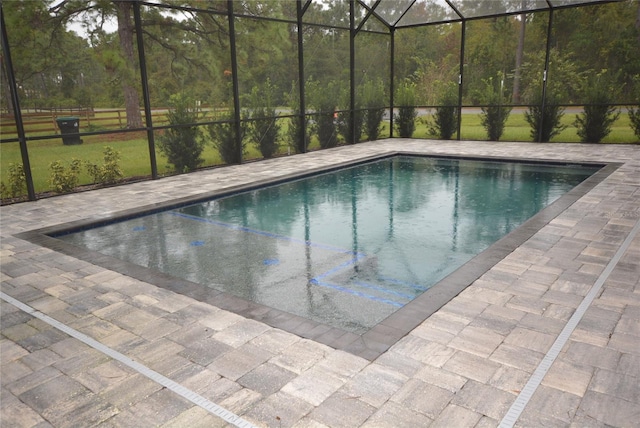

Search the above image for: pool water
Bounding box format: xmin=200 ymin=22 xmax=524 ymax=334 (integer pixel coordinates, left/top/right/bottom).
xmin=58 ymin=156 xmax=598 ymax=333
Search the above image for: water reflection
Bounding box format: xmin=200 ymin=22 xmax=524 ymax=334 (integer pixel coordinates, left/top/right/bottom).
xmin=59 ymin=156 xmax=597 ymax=333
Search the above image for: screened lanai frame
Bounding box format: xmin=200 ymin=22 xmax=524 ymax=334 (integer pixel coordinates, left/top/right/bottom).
xmin=0 ymin=0 xmax=624 ymax=201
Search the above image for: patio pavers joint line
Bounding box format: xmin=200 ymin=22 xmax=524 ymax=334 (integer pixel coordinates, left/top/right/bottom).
xmin=0 ymin=291 xmax=258 ymax=428
xmin=499 ymin=216 xmax=640 ymax=428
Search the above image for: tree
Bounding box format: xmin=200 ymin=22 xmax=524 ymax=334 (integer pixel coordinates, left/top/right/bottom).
xmin=308 ymin=79 xmax=339 ymax=149
xmin=248 ymin=79 xmax=280 ymax=159
xmin=158 ymin=94 xmax=204 ymax=172
xmin=1 ymin=0 xmax=94 ymax=111
xmin=574 ymin=74 xmax=620 ymax=143
xmin=479 ymin=76 xmax=512 ymax=141
xmin=428 ymin=82 xmax=459 ymax=140
xmin=629 ymin=105 xmax=640 ymax=141
xmin=285 ymin=81 xmax=310 ymax=154
xmin=394 ymin=81 xmax=417 ymax=138
xmin=49 ymin=0 xmax=230 ymax=127
xmin=512 ymin=12 xmax=526 ymax=104
xmin=524 ymin=93 xmax=567 ymax=142
xmin=361 ymin=78 xmax=386 ymax=142
xmin=113 ymin=1 xmax=142 ymax=128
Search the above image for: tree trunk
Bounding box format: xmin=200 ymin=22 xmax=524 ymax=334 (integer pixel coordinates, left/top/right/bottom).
xmin=512 ymin=12 xmax=526 ymax=104
xmin=0 ymin=58 xmax=15 ymax=115
xmin=636 ymin=1 xmax=640 ymax=47
xmin=115 ymin=1 xmax=142 ymax=129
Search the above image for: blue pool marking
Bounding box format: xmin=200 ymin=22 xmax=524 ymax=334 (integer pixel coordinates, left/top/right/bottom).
xmin=310 ymin=278 xmax=404 ymax=308
xmin=352 ymin=280 xmax=416 ymax=300
xmin=311 ymin=255 xmax=367 ymax=281
xmin=167 ymin=210 xmax=417 ymax=308
xmin=168 ymin=211 xmax=365 ymax=257
xmin=378 ymin=275 xmax=428 ymax=291
xmin=309 ymin=255 xmax=412 ymax=307
xmin=190 ymin=240 xmax=205 ymax=247
xmin=132 ymin=226 xmax=146 ymax=232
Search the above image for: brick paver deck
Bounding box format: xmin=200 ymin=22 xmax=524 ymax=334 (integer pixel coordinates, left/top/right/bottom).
xmin=2 ymin=140 xmax=638 ymax=427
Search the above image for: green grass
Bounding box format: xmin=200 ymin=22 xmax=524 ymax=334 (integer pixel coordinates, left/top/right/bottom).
xmin=415 ymin=111 xmax=638 ymax=143
xmin=1 ymin=111 xmax=637 ymax=199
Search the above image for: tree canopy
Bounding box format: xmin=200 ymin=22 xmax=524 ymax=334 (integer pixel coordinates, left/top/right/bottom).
xmin=2 ymin=0 xmax=638 ymax=124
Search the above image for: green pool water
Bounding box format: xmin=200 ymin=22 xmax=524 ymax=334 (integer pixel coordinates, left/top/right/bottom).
xmin=58 ymin=156 xmax=598 ymax=333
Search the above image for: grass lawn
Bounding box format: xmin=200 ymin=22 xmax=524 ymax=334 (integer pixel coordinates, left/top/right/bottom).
xmin=1 ymin=111 xmax=637 ymax=198
xmin=413 ymin=111 xmax=637 ymax=143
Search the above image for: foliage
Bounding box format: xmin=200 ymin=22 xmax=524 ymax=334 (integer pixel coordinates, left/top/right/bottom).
xmin=208 ymin=111 xmax=249 ymax=164
xmin=625 ymin=76 xmax=640 ymax=142
xmin=427 ymin=83 xmax=459 ymax=140
xmin=478 ymin=77 xmax=512 ymax=141
xmin=0 ymin=163 xmax=27 ymax=200
xmin=519 ymin=48 xmax=584 ymax=104
xmin=394 ymin=81 xmax=418 ymax=138
xmin=49 ymin=159 xmax=82 ymax=193
xmin=158 ymin=94 xmax=205 ymax=172
xmin=247 ymin=79 xmax=280 ymax=159
xmin=629 ymin=106 xmax=640 ymax=141
xmin=285 ymin=82 xmax=310 ymax=154
xmin=361 ymin=78 xmax=386 ymax=141
xmin=85 ymin=146 xmax=124 ymax=185
xmin=336 ymin=110 xmax=364 ymax=144
xmin=3 ymin=0 xmax=639 ymax=115
xmin=336 ymin=87 xmax=364 ymax=144
xmin=574 ymin=75 xmax=621 ymax=143
xmin=412 ymin=57 xmax=460 ymax=106
xmin=524 ymin=93 xmax=568 ymax=142
xmin=308 ymin=80 xmax=339 ymax=149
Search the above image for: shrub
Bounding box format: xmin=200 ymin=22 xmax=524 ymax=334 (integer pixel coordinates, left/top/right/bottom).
xmin=629 ymin=106 xmax=640 ymax=141
xmin=86 ymin=146 xmax=123 ymax=185
xmin=0 ymin=163 xmax=27 ymax=200
xmin=49 ymin=159 xmax=82 ymax=193
xmin=336 ymin=87 xmax=364 ymax=144
xmin=574 ymin=75 xmax=620 ymax=143
xmin=479 ymin=77 xmax=511 ymax=141
xmin=288 ymin=110 xmax=310 ymax=154
xmin=427 ymin=83 xmax=459 ymax=140
xmin=308 ymin=80 xmax=339 ymax=149
xmin=248 ymin=79 xmax=280 ymax=159
xmin=158 ymin=94 xmax=205 ymax=172
xmin=394 ymin=81 xmax=417 ymax=138
xmin=316 ymin=112 xmax=338 ymax=149
xmin=524 ymin=93 xmax=568 ymax=142
xmin=209 ymin=111 xmax=248 ymax=164
xmin=362 ymin=78 xmax=386 ymax=141
xmin=285 ymin=82 xmax=310 ymax=154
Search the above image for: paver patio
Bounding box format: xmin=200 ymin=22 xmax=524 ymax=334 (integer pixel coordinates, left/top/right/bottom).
xmin=1 ymin=139 xmax=638 ymax=427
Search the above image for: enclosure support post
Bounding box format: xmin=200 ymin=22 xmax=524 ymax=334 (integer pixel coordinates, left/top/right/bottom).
xmin=539 ymin=7 xmax=554 ymax=142
xmin=389 ymin=28 xmax=395 ymax=138
xmin=349 ymin=0 xmax=356 ymax=144
xmin=297 ymin=0 xmax=307 ymax=153
xmin=133 ymin=1 xmax=157 ymax=179
xmin=0 ymin=5 xmax=35 ymax=201
xmin=228 ymin=0 xmax=242 ymax=164
xmin=457 ymin=20 xmax=466 ymax=141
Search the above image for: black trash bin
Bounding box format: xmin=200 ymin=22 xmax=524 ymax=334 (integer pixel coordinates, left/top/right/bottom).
xmin=56 ymin=116 xmax=82 ymax=145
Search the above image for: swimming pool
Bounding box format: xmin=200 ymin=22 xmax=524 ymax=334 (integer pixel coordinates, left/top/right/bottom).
xmin=52 ymin=155 xmax=600 ymax=335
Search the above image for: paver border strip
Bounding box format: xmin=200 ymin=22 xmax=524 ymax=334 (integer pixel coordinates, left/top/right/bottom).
xmin=0 ymin=291 xmax=258 ymax=428
xmin=499 ymin=216 xmax=640 ymax=428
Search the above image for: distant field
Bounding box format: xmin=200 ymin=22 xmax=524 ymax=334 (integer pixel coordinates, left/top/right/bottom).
xmin=1 ymin=110 xmax=637 ymax=197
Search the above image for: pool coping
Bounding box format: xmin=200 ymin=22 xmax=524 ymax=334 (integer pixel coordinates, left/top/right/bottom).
xmin=15 ymin=152 xmax=620 ymax=361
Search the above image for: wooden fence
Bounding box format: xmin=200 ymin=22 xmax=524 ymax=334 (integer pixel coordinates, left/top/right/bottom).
xmin=0 ymin=108 xmax=170 ymax=138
